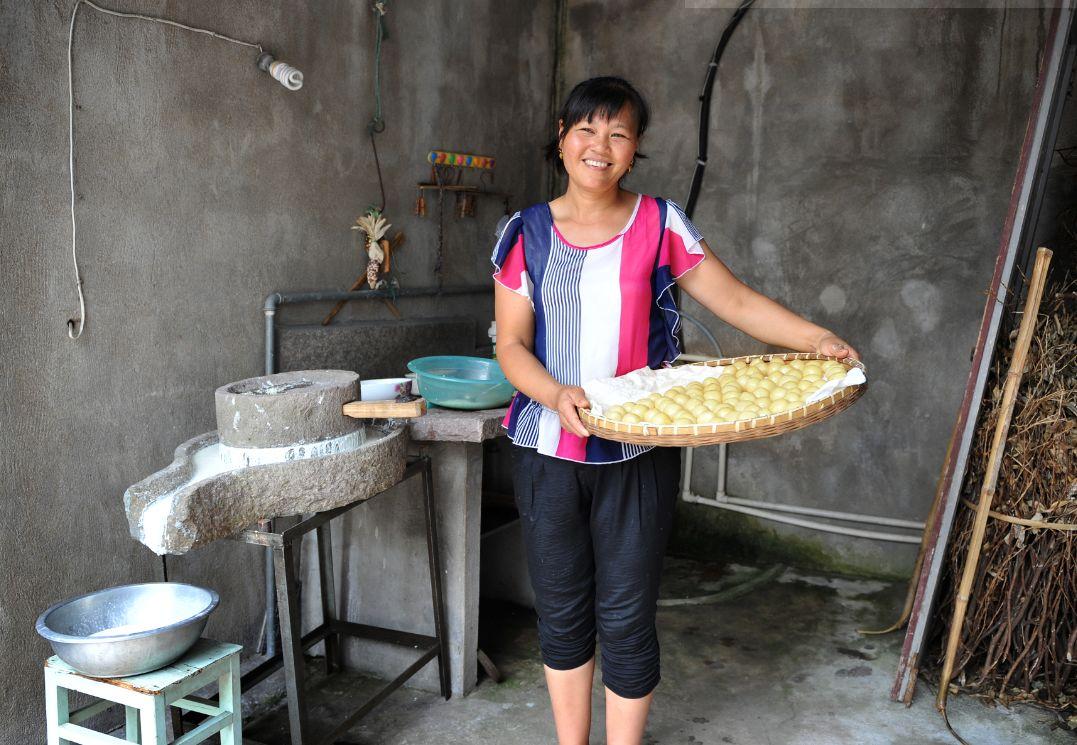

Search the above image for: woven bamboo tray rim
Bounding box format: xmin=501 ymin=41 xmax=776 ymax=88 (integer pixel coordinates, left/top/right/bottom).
xmin=579 ymin=353 xmax=866 ymax=446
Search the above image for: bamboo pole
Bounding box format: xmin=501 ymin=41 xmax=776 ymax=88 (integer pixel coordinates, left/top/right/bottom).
xmin=935 ymin=247 xmax=1053 ymax=714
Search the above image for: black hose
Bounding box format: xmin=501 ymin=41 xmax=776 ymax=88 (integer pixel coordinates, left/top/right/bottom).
xmin=684 ymin=0 xmax=755 ymax=219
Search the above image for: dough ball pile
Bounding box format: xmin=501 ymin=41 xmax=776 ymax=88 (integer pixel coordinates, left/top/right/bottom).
xmin=599 ymin=358 xmax=849 ymax=426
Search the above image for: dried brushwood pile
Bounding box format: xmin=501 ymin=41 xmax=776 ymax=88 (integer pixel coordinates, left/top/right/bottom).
xmin=928 ymin=281 xmax=1076 ymax=716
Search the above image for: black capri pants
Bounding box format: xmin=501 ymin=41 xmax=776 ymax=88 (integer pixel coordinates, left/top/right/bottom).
xmin=511 ymin=445 xmax=680 ymax=699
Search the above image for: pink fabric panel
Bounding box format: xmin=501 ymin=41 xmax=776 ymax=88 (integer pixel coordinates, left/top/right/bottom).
xmin=615 ymin=196 xmax=660 ymax=375
xmin=662 ymin=229 xmax=705 ymax=277
xmin=492 ymin=235 xmax=527 ymax=293
xmin=554 ymin=430 xmax=588 ymax=460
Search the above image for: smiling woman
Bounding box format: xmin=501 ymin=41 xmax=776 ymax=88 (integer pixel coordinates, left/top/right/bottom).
xmin=492 ymin=75 xmax=859 ymax=745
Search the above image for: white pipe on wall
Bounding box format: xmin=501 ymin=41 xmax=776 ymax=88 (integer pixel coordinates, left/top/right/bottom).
xmin=682 ymin=492 xmax=922 ymax=544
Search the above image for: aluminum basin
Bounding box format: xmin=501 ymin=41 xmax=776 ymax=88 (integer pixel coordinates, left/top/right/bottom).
xmin=36 ymin=582 xmax=218 ymax=677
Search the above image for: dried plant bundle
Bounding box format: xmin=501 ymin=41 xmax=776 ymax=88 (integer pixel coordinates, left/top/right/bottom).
xmin=928 ymin=279 xmax=1077 ymax=718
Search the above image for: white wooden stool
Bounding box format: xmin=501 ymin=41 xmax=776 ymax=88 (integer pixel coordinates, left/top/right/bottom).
xmin=44 ymin=638 xmax=242 ymax=745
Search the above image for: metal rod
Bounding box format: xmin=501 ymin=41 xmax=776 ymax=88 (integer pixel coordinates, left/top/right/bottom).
xmin=331 ymin=619 xmax=440 ymax=650
xmin=682 ymin=493 xmax=922 ymax=544
xmin=273 ymin=540 xmax=307 ymax=744
xmin=316 ymin=522 xmax=341 ymax=675
xmin=239 ymin=624 xmax=333 ymax=693
xmin=260 ymin=519 xmax=277 ymax=658
xmin=319 ymin=647 xmax=441 ymax=745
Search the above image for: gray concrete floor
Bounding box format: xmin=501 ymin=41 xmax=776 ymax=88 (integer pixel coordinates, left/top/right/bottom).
xmin=243 ymin=558 xmax=1073 ymax=744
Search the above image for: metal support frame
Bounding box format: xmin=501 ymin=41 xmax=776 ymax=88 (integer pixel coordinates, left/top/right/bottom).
xmin=259 ymin=283 xmax=492 ymax=661
xmin=228 ymin=457 xmax=450 ymax=744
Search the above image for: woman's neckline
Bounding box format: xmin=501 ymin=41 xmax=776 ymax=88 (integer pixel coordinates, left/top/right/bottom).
xmin=546 ymin=192 xmax=644 ymax=250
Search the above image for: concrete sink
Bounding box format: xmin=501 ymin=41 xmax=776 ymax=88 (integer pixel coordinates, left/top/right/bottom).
xmin=125 ymin=371 xmax=407 ymax=555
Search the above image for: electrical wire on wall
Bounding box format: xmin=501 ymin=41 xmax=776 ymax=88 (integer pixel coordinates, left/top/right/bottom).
xmin=367 ymin=1 xmax=391 ymax=212
xmin=65 ymin=0 xmax=303 ymax=339
xmin=683 ymin=0 xmax=755 ymax=220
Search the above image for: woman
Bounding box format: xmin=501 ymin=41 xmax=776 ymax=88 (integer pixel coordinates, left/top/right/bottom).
xmin=492 ymin=76 xmax=860 ymax=745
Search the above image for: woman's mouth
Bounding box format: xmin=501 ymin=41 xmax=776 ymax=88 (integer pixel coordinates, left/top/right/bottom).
xmin=583 ymin=158 xmax=613 ymax=171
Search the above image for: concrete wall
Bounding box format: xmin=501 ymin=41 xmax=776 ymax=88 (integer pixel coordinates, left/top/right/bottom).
xmin=558 ymin=3 xmax=1049 ymax=576
xmin=1 ymin=0 xmax=1059 ymax=739
xmin=0 ymin=1 xmax=553 ymax=741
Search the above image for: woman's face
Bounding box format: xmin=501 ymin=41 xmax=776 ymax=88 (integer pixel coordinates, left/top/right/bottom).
xmin=559 ymin=106 xmax=638 ymax=191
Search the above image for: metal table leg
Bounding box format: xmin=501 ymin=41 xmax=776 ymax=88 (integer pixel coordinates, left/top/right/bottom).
xmin=274 ymin=540 xmax=308 ymax=744
xmin=316 ymin=522 xmax=342 ymax=675
xmin=230 ymin=457 xmax=450 ymax=745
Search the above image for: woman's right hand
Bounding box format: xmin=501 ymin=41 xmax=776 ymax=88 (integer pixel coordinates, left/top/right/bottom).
xmin=555 ymin=385 xmax=591 ymax=437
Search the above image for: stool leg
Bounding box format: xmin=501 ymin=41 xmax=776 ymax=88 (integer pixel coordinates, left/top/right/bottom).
xmin=274 ymin=541 xmax=308 ymax=745
xmin=125 ymin=706 xmax=140 ymax=742
xmin=169 ymin=707 xmax=184 ymax=738
xmin=316 ymin=521 xmax=342 ymax=674
xmin=44 ymin=668 xmax=70 ymax=745
xmin=138 ymin=697 xmax=167 ymax=745
xmin=422 ymin=458 xmax=451 ymax=700
xmin=218 ymin=653 xmax=243 ymax=745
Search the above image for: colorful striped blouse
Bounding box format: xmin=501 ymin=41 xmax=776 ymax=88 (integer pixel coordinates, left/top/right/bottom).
xmin=491 ymin=193 xmax=706 ymax=463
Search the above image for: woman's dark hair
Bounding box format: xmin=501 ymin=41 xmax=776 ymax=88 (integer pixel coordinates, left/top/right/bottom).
xmin=544 ymin=76 xmax=650 ymax=174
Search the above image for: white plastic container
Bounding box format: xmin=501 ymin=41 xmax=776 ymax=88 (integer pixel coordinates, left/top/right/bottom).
xmin=360 ymin=377 xmax=414 ymax=401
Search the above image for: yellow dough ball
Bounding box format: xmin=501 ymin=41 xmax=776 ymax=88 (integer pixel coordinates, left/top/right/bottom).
xmin=758 ymin=378 xmax=777 ymax=392
xmin=766 ymin=400 xmax=790 ymax=416
xmin=656 ymin=399 xmax=680 ymax=415
xmin=622 ymin=413 xmax=641 ymax=424
xmin=666 ymin=386 xmax=687 ymax=396
xmin=703 ymin=389 xmax=722 ymax=401
xmin=672 ymin=394 xmax=690 ymax=406
xmin=641 ymin=408 xmax=661 ymax=423
xmin=650 ymin=411 xmax=672 ymax=425
xmin=673 ymin=415 xmax=696 ymax=426
xmin=604 ymin=405 xmax=626 ymax=421
xmin=716 ymin=406 xmax=737 ymax=422
xmin=752 ymin=388 xmax=771 ymax=401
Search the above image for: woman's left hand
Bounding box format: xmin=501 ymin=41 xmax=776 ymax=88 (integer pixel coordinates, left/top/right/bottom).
xmin=812 ymin=331 xmax=860 ymax=362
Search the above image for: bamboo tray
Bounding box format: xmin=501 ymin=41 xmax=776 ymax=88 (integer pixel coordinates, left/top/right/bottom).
xmin=579 ymin=353 xmax=866 ymax=446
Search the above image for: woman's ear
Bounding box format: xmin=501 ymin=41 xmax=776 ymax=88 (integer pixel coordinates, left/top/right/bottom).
xmin=557 ymin=118 xmax=565 ymax=141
